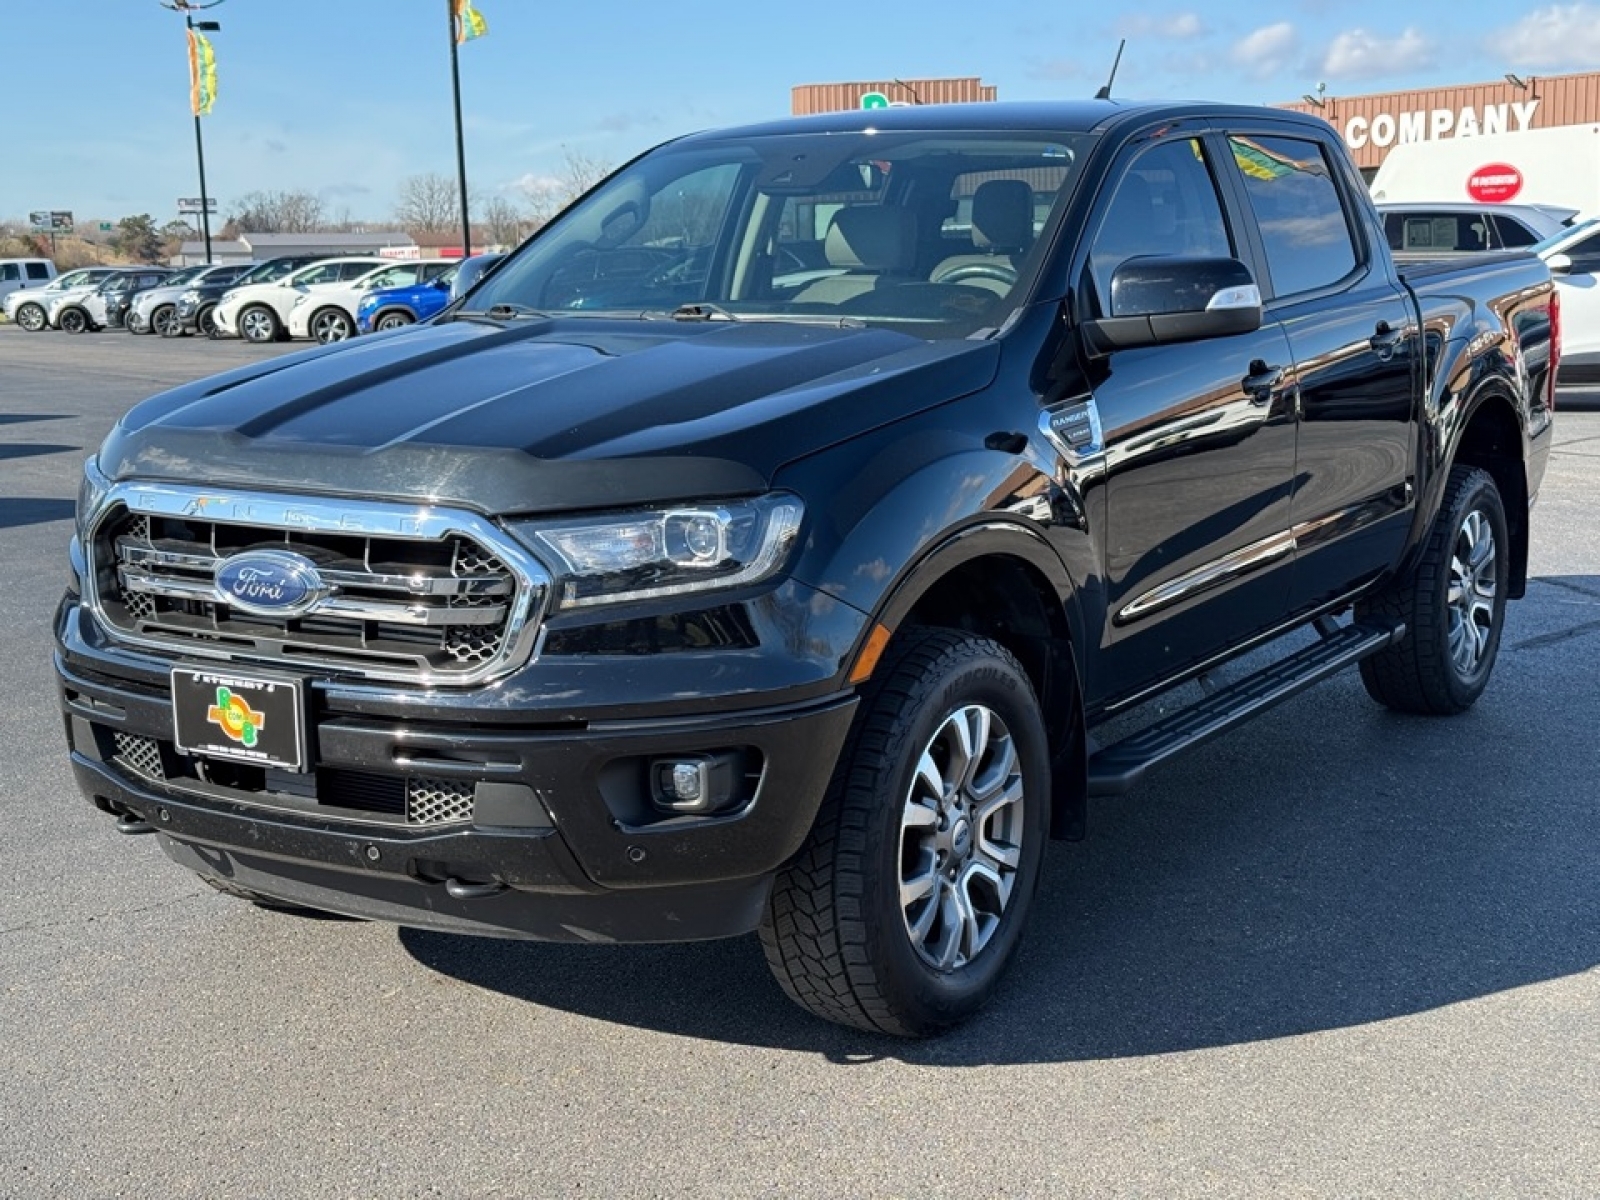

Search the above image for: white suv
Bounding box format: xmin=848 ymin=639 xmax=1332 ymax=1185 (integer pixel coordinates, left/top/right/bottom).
xmin=287 ymin=259 xmax=457 ymax=343
xmin=212 ymin=256 xmax=393 ymax=342
xmin=3 ymin=267 xmax=122 ymax=331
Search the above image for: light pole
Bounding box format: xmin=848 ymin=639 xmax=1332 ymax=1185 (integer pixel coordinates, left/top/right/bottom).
xmin=162 ymin=1 xmax=223 ymax=263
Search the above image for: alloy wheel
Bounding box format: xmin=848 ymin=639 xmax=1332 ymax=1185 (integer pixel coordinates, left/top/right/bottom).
xmin=898 ymin=703 xmax=1025 ymax=971
xmin=1447 ymin=508 xmax=1497 ymax=676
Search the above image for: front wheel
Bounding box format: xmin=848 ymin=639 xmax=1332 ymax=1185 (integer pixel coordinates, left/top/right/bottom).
xmin=760 ymin=629 xmax=1050 ymax=1036
xmin=1357 ymin=464 xmax=1509 ymax=714
xmin=375 ymin=309 xmax=414 ymax=331
xmin=310 ymin=307 xmax=354 ymax=343
xmin=238 ymin=305 xmax=281 ymax=343
xmin=149 ymin=305 xmax=178 ymax=337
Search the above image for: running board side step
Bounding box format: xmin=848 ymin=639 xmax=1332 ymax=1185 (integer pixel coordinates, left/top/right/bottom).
xmin=1086 ymin=619 xmax=1405 ymax=797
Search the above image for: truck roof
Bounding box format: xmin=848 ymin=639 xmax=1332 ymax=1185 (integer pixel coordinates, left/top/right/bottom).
xmin=677 ymin=99 xmax=1338 ymax=143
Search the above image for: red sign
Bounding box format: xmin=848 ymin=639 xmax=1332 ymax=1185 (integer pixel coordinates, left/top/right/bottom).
xmin=1466 ymin=163 xmax=1523 ymax=203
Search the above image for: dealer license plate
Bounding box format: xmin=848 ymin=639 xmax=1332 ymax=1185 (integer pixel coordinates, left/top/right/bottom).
xmin=171 ymin=667 xmax=308 ymax=772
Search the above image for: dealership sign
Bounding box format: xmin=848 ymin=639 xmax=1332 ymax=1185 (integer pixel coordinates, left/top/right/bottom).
xmin=1466 ymin=163 xmax=1524 ymax=203
xmin=1345 ymin=98 xmax=1541 ymax=150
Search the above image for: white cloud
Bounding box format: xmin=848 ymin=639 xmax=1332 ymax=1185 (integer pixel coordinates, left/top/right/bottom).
xmin=1319 ymin=28 xmax=1435 ymax=80
xmin=1115 ymin=13 xmax=1207 ymax=40
xmin=1497 ymin=4 xmax=1600 ymax=68
xmin=1232 ymin=23 xmax=1298 ymax=80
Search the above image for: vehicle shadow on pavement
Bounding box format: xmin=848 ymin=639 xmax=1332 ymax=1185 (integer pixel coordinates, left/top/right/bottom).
xmin=0 ymin=497 xmax=75 ymax=530
xmin=402 ymin=577 xmax=1600 ymax=1065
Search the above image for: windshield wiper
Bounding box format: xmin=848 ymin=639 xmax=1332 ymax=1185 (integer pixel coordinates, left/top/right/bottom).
xmin=453 ymin=302 xmax=551 ymax=324
xmin=665 ymin=302 xmax=740 ymax=322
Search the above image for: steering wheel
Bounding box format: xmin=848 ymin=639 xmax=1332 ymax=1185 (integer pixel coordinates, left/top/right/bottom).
xmin=931 ymin=261 xmax=1018 ymax=287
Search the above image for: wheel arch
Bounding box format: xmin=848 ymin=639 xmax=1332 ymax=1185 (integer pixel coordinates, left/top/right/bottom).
xmin=866 ymin=525 xmax=1090 ymax=841
xmin=1450 ymin=387 xmax=1529 ymax=598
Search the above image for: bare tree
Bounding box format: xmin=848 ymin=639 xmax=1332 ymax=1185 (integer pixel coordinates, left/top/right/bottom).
xmin=394 ymin=172 xmax=461 ymax=236
xmin=479 ymin=194 xmax=528 ymax=249
xmin=521 ymin=147 xmax=614 ymax=227
xmin=227 ymin=189 xmax=325 ymax=233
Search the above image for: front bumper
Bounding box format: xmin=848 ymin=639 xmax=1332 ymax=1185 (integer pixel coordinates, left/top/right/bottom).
xmin=57 ymin=599 xmax=859 ymax=943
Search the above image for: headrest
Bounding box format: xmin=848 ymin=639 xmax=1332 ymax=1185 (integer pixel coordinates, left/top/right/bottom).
xmin=825 ymin=207 xmax=919 ymax=272
xmin=971 ymin=180 xmax=1034 ymax=252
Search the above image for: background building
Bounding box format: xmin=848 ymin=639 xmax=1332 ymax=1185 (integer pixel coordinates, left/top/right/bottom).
xmin=1281 ymin=69 xmax=1600 ymax=178
xmin=792 ymin=77 xmax=996 ymax=115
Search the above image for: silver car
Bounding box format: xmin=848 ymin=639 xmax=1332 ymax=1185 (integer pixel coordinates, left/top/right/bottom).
xmin=3 ymin=267 xmax=122 ymax=331
xmin=128 ymin=262 xmax=254 ymax=336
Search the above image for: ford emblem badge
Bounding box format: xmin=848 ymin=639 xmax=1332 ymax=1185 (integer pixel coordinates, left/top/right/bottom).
xmin=215 ymin=550 xmax=328 ymax=617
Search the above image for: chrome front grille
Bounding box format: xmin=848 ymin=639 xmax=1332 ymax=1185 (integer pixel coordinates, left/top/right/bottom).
xmin=87 ymin=485 xmax=549 ymax=685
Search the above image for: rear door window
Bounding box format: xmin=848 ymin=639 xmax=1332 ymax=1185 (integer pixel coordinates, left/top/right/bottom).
xmin=1229 ymin=135 xmax=1358 ymax=298
xmin=26 ymin=262 xmax=51 ymax=280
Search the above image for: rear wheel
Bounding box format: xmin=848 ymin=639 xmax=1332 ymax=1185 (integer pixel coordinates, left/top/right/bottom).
xmin=1358 ymin=464 xmax=1509 ymax=714
xmin=238 ymin=304 xmax=281 ymax=343
xmin=15 ymin=302 xmax=46 ymax=332
xmin=149 ymin=305 xmax=178 ymax=338
xmin=310 ymin=307 xmax=354 ymax=343
xmin=760 ymin=629 xmax=1050 ymax=1036
xmin=58 ymin=306 xmax=88 ymax=334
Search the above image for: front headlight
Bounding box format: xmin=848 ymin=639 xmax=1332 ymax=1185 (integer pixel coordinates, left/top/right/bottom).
xmin=292 ymin=294 xmax=309 ymax=309
xmin=179 ymin=289 xmax=201 ymax=304
xmin=507 ymin=493 xmax=803 ymax=610
xmin=220 ymin=289 xmax=238 ymax=304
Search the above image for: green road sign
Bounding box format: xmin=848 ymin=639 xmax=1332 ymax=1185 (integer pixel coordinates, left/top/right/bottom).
xmin=99 ymin=222 xmax=113 ymax=232
xmin=860 ymin=91 xmax=890 ymax=110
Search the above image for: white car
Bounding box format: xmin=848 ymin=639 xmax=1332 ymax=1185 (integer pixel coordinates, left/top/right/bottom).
xmin=1537 ymin=219 xmax=1600 ymax=381
xmin=287 ymin=259 xmax=458 ymax=343
xmin=1377 ymin=201 xmax=1577 ymax=253
xmin=3 ymin=267 xmax=122 ymax=331
xmin=212 ymin=256 xmax=393 ymax=342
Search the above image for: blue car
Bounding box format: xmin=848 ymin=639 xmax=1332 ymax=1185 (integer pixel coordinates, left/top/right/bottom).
xmin=356 ymin=253 xmax=504 ymax=333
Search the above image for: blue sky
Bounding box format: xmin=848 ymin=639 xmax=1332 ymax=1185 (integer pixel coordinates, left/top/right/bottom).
xmin=5 ymin=0 xmax=1597 ymax=227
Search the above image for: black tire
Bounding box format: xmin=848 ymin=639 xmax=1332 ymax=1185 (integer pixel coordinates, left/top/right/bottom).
xmin=238 ymin=304 xmax=281 ymax=343
xmin=58 ymin=306 xmax=88 ymax=334
xmin=375 ymin=309 xmax=415 ymax=331
xmin=15 ymin=302 xmax=47 ymax=332
xmin=149 ymin=305 xmax=178 ymax=338
xmin=760 ymin=628 xmax=1050 ymax=1036
xmin=197 ymin=304 xmax=221 ymax=338
xmin=309 ymin=306 xmax=354 ymax=343
xmin=1357 ymin=464 xmax=1509 ymax=715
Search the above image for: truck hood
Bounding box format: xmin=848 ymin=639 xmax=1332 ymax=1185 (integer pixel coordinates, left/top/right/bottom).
xmin=100 ymin=315 xmax=1001 ymax=514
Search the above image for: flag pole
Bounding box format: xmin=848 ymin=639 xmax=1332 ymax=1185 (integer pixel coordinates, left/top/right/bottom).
xmin=188 ymin=13 xmax=214 ymax=263
xmin=448 ymin=0 xmax=472 ymax=256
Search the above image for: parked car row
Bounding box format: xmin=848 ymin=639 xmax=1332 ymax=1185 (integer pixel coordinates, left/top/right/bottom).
xmin=2 ymin=254 xmax=485 ymax=345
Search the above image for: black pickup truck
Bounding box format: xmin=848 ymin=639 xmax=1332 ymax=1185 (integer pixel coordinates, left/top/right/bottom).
xmin=58 ymin=101 xmax=1557 ymax=1035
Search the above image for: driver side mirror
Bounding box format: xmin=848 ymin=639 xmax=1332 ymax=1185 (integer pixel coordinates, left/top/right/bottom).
xmin=1081 ymin=256 xmax=1262 ymax=357
xmin=450 ymin=255 xmax=501 ymax=302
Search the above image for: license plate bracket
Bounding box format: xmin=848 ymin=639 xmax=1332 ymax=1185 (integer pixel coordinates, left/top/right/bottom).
xmin=172 ymin=667 xmax=308 ymax=773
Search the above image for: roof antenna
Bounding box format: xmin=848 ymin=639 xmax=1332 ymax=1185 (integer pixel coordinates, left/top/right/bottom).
xmin=1095 ymin=39 xmax=1126 ymax=100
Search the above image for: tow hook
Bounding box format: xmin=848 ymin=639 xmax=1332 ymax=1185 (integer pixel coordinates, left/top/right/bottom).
xmin=445 ymin=878 xmax=508 ymax=900
xmin=116 ymin=813 xmax=155 ymax=835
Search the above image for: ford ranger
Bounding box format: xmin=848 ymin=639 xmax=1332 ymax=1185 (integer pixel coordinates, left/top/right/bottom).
xmin=58 ymin=101 xmax=1557 ymax=1035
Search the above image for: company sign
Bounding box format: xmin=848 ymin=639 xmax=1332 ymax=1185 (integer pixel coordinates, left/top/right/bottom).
xmin=1344 ymin=99 xmax=1541 ymax=151
xmin=1466 ymin=163 xmax=1523 ymax=203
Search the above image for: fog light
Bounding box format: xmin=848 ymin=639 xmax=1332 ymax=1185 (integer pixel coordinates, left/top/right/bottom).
xmin=651 ymin=751 xmax=742 ymax=814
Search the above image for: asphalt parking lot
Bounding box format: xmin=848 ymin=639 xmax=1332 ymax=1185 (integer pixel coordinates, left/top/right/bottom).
xmin=2 ymin=324 xmax=1597 ymax=1198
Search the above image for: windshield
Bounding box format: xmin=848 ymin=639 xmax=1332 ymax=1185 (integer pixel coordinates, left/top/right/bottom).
xmin=465 ymin=129 xmax=1093 ymax=338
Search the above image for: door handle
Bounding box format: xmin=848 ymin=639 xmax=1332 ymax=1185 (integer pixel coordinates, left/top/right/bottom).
xmin=1242 ymin=359 xmax=1283 ymax=405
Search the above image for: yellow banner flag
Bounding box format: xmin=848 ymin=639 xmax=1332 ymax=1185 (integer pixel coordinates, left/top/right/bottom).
xmin=454 ymin=0 xmax=487 ymax=42
xmin=187 ymin=27 xmax=217 ymax=116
